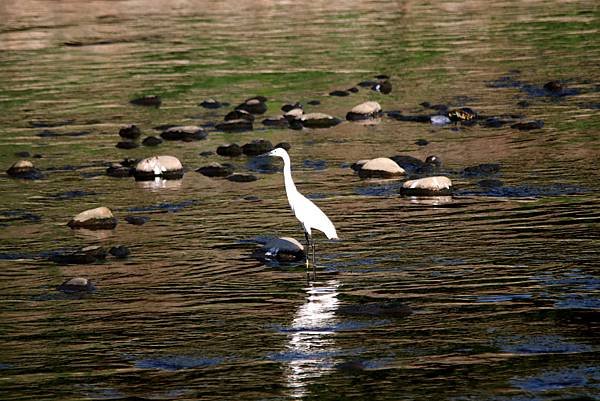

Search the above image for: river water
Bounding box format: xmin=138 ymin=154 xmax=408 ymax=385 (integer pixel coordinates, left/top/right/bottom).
xmin=1 ymin=1 xmax=599 ymax=400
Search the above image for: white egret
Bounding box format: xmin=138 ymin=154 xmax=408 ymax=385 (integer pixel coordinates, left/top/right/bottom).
xmin=263 ymin=148 xmax=338 ymax=276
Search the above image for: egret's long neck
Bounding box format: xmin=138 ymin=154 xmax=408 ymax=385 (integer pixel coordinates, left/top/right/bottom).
xmin=281 ymin=153 xmax=298 ymax=201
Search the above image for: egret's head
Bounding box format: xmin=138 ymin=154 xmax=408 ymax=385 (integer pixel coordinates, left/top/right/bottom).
xmin=265 ymin=147 xmax=288 ymax=158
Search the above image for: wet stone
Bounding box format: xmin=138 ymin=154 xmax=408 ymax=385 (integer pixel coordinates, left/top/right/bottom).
xmin=109 ymin=245 xmax=130 ymax=259
xmin=358 ymin=80 xmax=377 ymax=88
xmin=252 ymin=237 xmax=305 ymax=263
xmin=400 ymin=176 xmax=453 ymax=196
xmin=461 ymin=163 xmax=501 ymax=177
xmin=67 ymin=207 xmax=117 ymax=229
xmin=329 ymin=90 xmax=350 ymax=97
xmin=196 ymin=162 xmax=234 ymax=178
xmin=215 ymin=119 xmax=253 ymax=132
xmin=160 ymin=126 xmax=207 ymax=141
xmin=357 ymin=157 xmax=405 ymax=179
xmin=347 ymin=86 xmax=359 ymax=93
xmin=262 ymin=116 xmax=289 ymax=128
xmin=225 ymin=109 xmax=254 ymax=122
xmin=130 ymin=95 xmax=161 ymax=107
xmin=124 ymin=215 xmax=150 ymax=225
xmin=511 ymin=120 xmax=544 ymax=131
xmin=415 ymin=139 xmax=429 ymax=146
xmin=307 ymin=100 xmax=321 ymax=106
xmin=199 ymin=98 xmax=226 ymax=109
xmin=49 ymin=246 xmax=108 ymax=264
xmin=118 ymin=124 xmax=141 ymax=139
xmin=134 ymin=155 xmax=184 ymax=180
xmin=242 ymin=139 xmax=273 ymax=156
xmin=14 ymin=151 xmax=31 ymax=158
xmin=235 ymin=97 xmax=267 ymax=114
xmin=388 ymin=112 xmax=431 ymax=123
xmin=57 ymin=277 xmax=96 ymax=293
xmin=389 ymin=155 xmax=426 ymax=173
xmin=274 ymin=142 xmax=291 ymax=151
xmin=6 ymin=160 xmax=44 ymax=180
xmin=372 ymin=80 xmax=392 ymax=94
xmin=226 ymin=173 xmax=257 ymax=183
xmin=281 ymin=103 xmax=302 ymax=112
xmin=106 ymin=163 xmax=133 ymax=177
xmin=346 ymin=101 xmax=382 ymax=121
xmin=142 ymin=136 xmax=163 ymax=146
xmin=478 ymin=179 xmax=504 ymax=188
xmin=337 ymin=300 xmax=412 ymax=318
xmin=299 ymin=113 xmax=341 ymax=129
xmin=217 ymin=143 xmax=242 ymax=157
xmin=116 ymin=141 xmax=139 ymax=149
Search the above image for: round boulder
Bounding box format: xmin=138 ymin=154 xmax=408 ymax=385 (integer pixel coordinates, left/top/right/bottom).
xmin=357 ymin=158 xmax=405 ymax=179
xmin=134 ymin=155 xmax=184 ymax=180
xmin=160 ymin=126 xmax=207 ymax=141
xmin=236 ymin=97 xmax=267 ymax=114
xmin=217 ymin=143 xmax=242 ymax=157
xmin=252 ymin=237 xmax=305 ymax=263
xmin=116 ymin=141 xmax=139 ymax=149
xmin=7 ymin=160 xmax=44 ymax=180
xmin=284 ymin=108 xmax=304 ymax=120
xmin=242 ymin=139 xmax=273 ymax=156
xmin=118 ymin=124 xmax=141 ymax=139
xmin=400 ymin=176 xmax=453 ymax=196
xmin=142 ymin=136 xmax=163 ymax=146
xmin=57 ymin=277 xmax=96 ymax=293
xmin=196 ymin=162 xmax=234 ymax=178
xmin=199 ymin=98 xmax=225 ymax=109
xmin=225 ymin=109 xmax=255 ymax=122
xmin=106 ymin=162 xmax=133 ymax=177
xmin=346 ymin=101 xmax=382 ymax=121
xmin=215 ymin=119 xmax=253 ymax=132
xmin=300 ymin=113 xmax=341 ymax=129
xmin=67 ymin=207 xmax=117 ymax=229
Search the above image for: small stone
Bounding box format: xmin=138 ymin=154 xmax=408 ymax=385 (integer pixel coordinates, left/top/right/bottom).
xmin=262 ymin=116 xmax=289 ymax=128
xmin=274 ymin=142 xmax=291 ymax=151
xmin=217 ymin=144 xmax=242 ymax=157
xmin=225 ymin=109 xmax=255 ymax=122
xmin=160 ymin=126 xmax=207 ymax=141
xmin=415 ymin=139 xmax=429 ymax=146
xmin=461 ymin=163 xmax=500 ymax=177
xmin=543 ymin=81 xmax=563 ymax=93
xmin=14 ymin=151 xmax=31 ymax=158
xmin=109 ymin=245 xmax=130 ymax=259
xmin=50 ymin=245 xmax=108 ymax=264
xmin=307 ymin=100 xmax=321 ymax=105
xmin=130 ymin=95 xmax=161 ymax=107
xmin=6 ymin=160 xmax=44 ymax=180
xmin=346 ymin=101 xmax=382 ymax=121
xmin=329 ymin=90 xmax=350 ymax=97
xmin=67 ymin=207 xmax=117 ymax=229
xmin=116 ymin=141 xmax=139 ymax=149
xmin=357 ymin=157 xmax=405 ymax=178
xmin=358 ymin=80 xmax=377 ymax=88
xmin=125 ymin=215 xmax=150 ymax=225
xmin=299 ymin=113 xmax=341 ymax=129
xmin=134 ymin=155 xmax=184 ymax=180
xmin=511 ymin=120 xmax=544 ymax=130
xmin=372 ymin=80 xmax=392 ymax=94
xmin=199 ymin=98 xmax=224 ymax=109
xmin=242 ymin=139 xmax=273 ymax=156
xmin=215 ymin=119 xmax=253 ymax=132
xmin=142 ymin=136 xmax=163 ymax=146
xmin=57 ymin=277 xmax=96 ymax=293
xmin=400 ymin=176 xmax=453 ymax=196
xmin=430 ymin=115 xmax=451 ymax=125
xmin=196 ymin=162 xmax=234 ymax=177
xmin=284 ymin=108 xmax=304 ymax=120
xmin=281 ymin=103 xmax=302 ymax=112
xmin=252 ymin=237 xmax=305 ymax=263
xmin=118 ymin=124 xmax=141 ymax=139
xmin=106 ymin=163 xmax=133 ymax=177
xmin=199 ymin=151 xmax=214 ymax=157
xmin=347 ymin=87 xmax=359 ymax=93
xmin=226 ymin=173 xmax=257 ymax=182
xmin=235 ymin=97 xmax=267 ymax=114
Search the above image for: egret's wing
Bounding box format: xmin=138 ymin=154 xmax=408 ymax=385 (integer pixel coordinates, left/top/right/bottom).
xmin=294 ymin=195 xmax=338 ymax=239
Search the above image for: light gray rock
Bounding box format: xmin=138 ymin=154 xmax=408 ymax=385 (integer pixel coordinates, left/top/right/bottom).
xmin=253 ymin=237 xmax=306 ymax=263
xmin=67 ymin=207 xmax=117 ymax=229
xmin=7 ymin=160 xmax=43 ymax=179
xmin=57 ymin=277 xmax=96 ymax=293
xmin=400 ymin=176 xmax=453 ymax=196
xmin=357 ymin=157 xmax=405 ymax=178
xmin=346 ymin=101 xmax=382 ymax=121
xmin=300 ymin=113 xmax=341 ymax=128
xmin=134 ymin=155 xmax=184 ymax=180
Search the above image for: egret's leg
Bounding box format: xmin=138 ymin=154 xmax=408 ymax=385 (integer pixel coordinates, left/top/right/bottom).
xmin=303 ymin=231 xmax=311 ymax=270
xmin=312 ymin=240 xmax=316 ymax=279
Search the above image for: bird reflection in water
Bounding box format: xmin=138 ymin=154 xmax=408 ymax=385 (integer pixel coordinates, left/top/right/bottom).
xmin=283 ymin=279 xmax=340 ymax=398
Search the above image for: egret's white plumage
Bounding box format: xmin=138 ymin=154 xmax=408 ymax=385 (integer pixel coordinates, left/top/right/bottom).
xmin=265 ymin=148 xmax=338 ymax=273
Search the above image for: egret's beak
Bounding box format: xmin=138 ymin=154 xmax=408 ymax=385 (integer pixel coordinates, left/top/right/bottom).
xmin=258 ymin=150 xmax=274 ymax=158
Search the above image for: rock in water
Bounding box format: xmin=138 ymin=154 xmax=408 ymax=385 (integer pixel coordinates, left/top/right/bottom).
xmin=235 ymin=97 xmax=268 ymax=114
xmin=118 ymin=124 xmax=141 ymax=139
xmin=6 ymin=160 xmax=44 ymax=180
xmin=242 ymin=139 xmax=273 ymax=156
xmin=226 ymin=173 xmax=257 ymax=182
xmin=299 ymin=113 xmax=341 ymax=128
xmin=225 ymin=109 xmax=255 ymax=122
xmin=372 ymin=80 xmax=392 ymax=94
xmin=133 ymin=155 xmax=184 ymax=180
xmin=109 ymin=245 xmax=130 ymax=259
xmin=49 ymin=245 xmax=108 ymax=264
xmin=346 ymin=101 xmax=382 ymax=121
xmin=199 ymin=98 xmax=225 ymax=109
xmin=216 ymin=144 xmax=242 ymax=157
xmin=252 ymin=237 xmax=305 ymax=263
xmin=116 ymin=141 xmax=139 ymax=149
xmin=142 ymin=136 xmax=163 ymax=146
xmin=400 ymin=176 xmax=453 ymax=196
xmin=215 ymin=119 xmax=253 ymax=132
xmin=160 ymin=126 xmax=207 ymax=141
xmin=57 ymin=277 xmax=96 ymax=293
xmin=196 ymin=162 xmax=235 ymax=178
xmin=130 ymin=95 xmax=161 ymax=107
xmin=67 ymin=207 xmax=117 ymax=229
xmin=357 ymin=158 xmax=405 ymax=178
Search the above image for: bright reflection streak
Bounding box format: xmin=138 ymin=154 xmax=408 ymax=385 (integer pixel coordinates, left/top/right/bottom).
xmin=284 ymin=280 xmax=340 ymax=399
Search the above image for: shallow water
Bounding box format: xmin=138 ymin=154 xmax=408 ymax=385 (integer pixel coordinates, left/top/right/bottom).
xmin=1 ymin=1 xmax=599 ymax=400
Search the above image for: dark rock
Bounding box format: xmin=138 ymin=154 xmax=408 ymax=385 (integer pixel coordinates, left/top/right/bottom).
xmin=215 ymin=119 xmax=253 ymax=132
xmin=106 ymin=163 xmax=133 ymax=177
xmin=199 ymin=151 xmax=214 ymax=157
xmin=243 ymin=195 xmax=260 ymax=202
xmin=461 ymin=163 xmax=501 ymax=177
xmin=517 ymin=100 xmax=530 ymax=108
xmin=6 ymin=160 xmax=44 ymax=180
xmin=307 ymin=100 xmax=321 ymax=106
xmin=372 ymin=80 xmax=392 ymax=94
xmin=329 ymin=90 xmax=350 ymax=97
xmin=134 ymin=156 xmax=184 ymax=180
xmin=346 ymin=101 xmax=382 ymax=121
xmin=226 ymin=173 xmax=257 ymax=182
xmin=199 ymin=98 xmax=225 ymax=109
xmin=511 ymin=120 xmax=544 ymax=130
xmin=130 ymin=95 xmax=161 ymax=107
xmin=57 ymin=277 xmax=96 ymax=293
xmin=49 ymin=190 xmax=96 ymax=200
xmin=281 ymin=103 xmax=302 ymax=112
xmin=358 ymin=80 xmax=377 ymax=88
xmin=288 ymin=119 xmax=304 ymax=130
xmin=543 ymin=80 xmax=563 ymax=93
xmin=274 ymin=142 xmax=291 ymax=151
xmin=347 ymin=87 xmax=359 ymax=93
xmin=389 ymin=155 xmax=425 ymax=172
xmin=262 ymin=116 xmax=289 ymax=128
xmin=251 ymin=237 xmax=305 ymax=263
xmin=217 ymin=144 xmax=242 ymax=157
xmin=225 ymin=109 xmax=254 ymax=122
xmin=387 ymin=112 xmax=431 ymax=123
xmin=337 ymin=300 xmax=412 ymax=318
xmin=116 ymin=141 xmax=139 ymax=149
xmin=236 ymin=97 xmax=267 ymax=114
xmin=120 ymin=158 xmax=139 ymax=168
xmin=421 ymin=103 xmax=449 ymax=113
xmin=375 ymin=74 xmax=390 ymax=80
xmin=124 ymin=215 xmax=150 ymax=225
xmin=15 ymin=151 xmax=31 ymax=158
xmin=299 ymin=113 xmax=341 ymax=129
xmin=481 ymin=117 xmax=512 ymax=128
xmin=142 ymin=136 xmax=163 ymax=146
xmin=67 ymin=207 xmax=117 ymax=229
xmin=109 ymin=245 xmax=130 ymax=259
xmin=415 ymin=139 xmax=429 ymax=146
xmin=50 ymin=246 xmax=108 ymax=264
xmin=242 ymin=139 xmax=273 ymax=156
xmin=196 ymin=163 xmax=234 ymax=177
xmin=160 ymin=126 xmax=207 ymax=141
xmin=118 ymin=124 xmax=141 ymax=139
xmin=478 ymin=179 xmax=503 ymax=188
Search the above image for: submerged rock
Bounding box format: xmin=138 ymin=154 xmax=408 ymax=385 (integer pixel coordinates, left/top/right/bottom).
xmin=511 ymin=120 xmax=544 ymax=131
xmin=461 ymin=163 xmax=500 ymax=177
xmin=160 ymin=126 xmax=207 ymax=141
xmin=106 ymin=162 xmax=133 ymax=177
xmin=196 ymin=162 xmax=234 ymax=177
xmin=57 ymin=277 xmax=96 ymax=293
xmin=6 ymin=160 xmax=44 ymax=180
xmin=216 ymin=143 xmax=242 ymax=157
xmin=226 ymin=173 xmax=257 ymax=182
xmin=242 ymin=139 xmax=273 ymax=156
xmin=49 ymin=245 xmax=108 ymax=264
xmin=67 ymin=207 xmax=117 ymax=229
xmin=357 ymin=157 xmax=405 ymax=179
xmin=329 ymin=90 xmax=350 ymax=97
xmin=109 ymin=245 xmax=130 ymax=259
xmin=116 ymin=141 xmax=139 ymax=149
xmin=118 ymin=124 xmax=141 ymax=139
xmin=236 ymin=97 xmax=267 ymax=114
xmin=134 ymin=155 xmax=184 ymax=180
xmin=225 ymin=109 xmax=255 ymax=122
xmin=281 ymin=103 xmax=302 ymax=112
xmin=300 ymin=113 xmax=341 ymax=128
xmin=130 ymin=95 xmax=161 ymax=107
xmin=400 ymin=176 xmax=453 ymax=196
xmin=338 ymin=300 xmax=412 ymax=318
xmin=215 ymin=119 xmax=253 ymax=132
xmin=346 ymin=101 xmax=382 ymax=121
xmin=252 ymin=237 xmax=305 ymax=263
xmin=124 ymin=215 xmax=150 ymax=225
xmin=142 ymin=136 xmax=163 ymax=146
xmin=199 ymin=98 xmax=226 ymax=109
